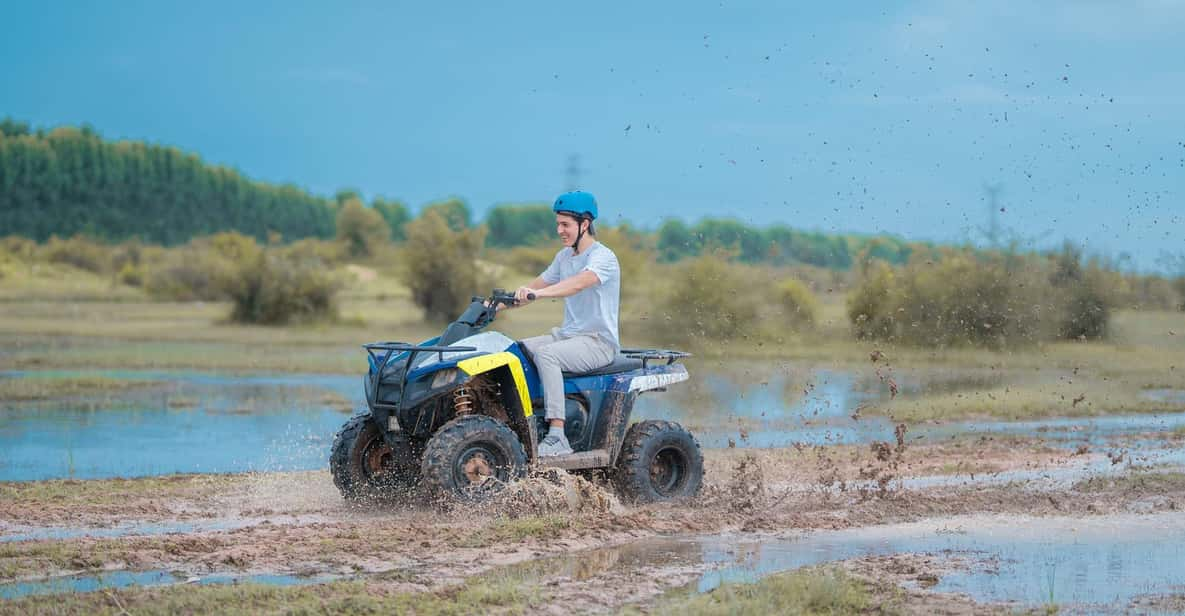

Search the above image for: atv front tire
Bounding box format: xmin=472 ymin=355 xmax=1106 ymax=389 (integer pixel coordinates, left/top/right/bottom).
xmin=614 ymin=420 xmax=704 ymax=503
xmin=421 ymin=415 xmax=527 ymax=502
xmin=330 ymin=414 xmax=420 ymax=500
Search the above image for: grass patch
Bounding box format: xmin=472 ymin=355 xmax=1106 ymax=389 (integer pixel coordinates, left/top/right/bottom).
xmin=638 ymin=566 xmax=874 ymax=616
xmin=0 ymin=374 xmax=160 ymax=402
xmin=0 ymin=473 xmax=236 ymax=508
xmin=451 ymin=515 xmax=571 ymax=549
xmin=1 ymin=576 xmax=537 ymax=615
xmin=1072 ymin=471 xmax=1185 ymax=494
xmin=870 ymin=380 xmax=1182 ymax=423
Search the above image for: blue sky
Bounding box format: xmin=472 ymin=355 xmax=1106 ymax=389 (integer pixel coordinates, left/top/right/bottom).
xmin=2 ymin=1 xmax=1182 ymax=268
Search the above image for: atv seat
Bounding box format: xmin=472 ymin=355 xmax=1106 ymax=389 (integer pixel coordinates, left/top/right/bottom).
xmin=519 ymin=343 xmax=644 ymax=378
xmin=562 ymin=355 xmax=644 ymax=378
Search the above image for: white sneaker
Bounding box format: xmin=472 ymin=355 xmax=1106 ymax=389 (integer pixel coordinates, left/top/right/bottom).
xmin=538 ymin=432 xmax=573 ymax=456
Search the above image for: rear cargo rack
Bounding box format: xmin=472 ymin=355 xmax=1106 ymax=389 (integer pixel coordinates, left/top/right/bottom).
xmin=363 ymin=342 xmax=477 ymax=409
xmin=620 ymin=348 xmax=691 ymax=370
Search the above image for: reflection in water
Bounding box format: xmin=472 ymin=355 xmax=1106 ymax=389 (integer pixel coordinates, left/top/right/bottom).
xmin=531 ymin=512 xmax=1185 ymax=611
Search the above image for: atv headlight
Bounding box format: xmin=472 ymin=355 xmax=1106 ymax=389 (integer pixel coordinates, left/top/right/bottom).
xmin=431 ymin=368 xmax=459 ymax=389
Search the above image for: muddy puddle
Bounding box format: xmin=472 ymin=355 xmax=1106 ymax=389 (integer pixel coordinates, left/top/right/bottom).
xmin=508 ymin=511 xmax=1185 ymax=613
xmin=0 ymin=370 xmax=359 ymax=481
xmin=2 ymin=367 xmax=1183 ymax=482
xmin=0 ymin=569 xmax=337 ymax=600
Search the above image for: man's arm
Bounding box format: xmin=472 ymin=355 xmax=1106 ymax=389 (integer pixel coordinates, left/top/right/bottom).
xmin=507 ymin=277 xmax=550 ymax=307
xmin=532 ymin=270 xmax=601 ymax=299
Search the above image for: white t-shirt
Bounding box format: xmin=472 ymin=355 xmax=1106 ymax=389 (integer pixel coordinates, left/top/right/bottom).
xmin=540 ymin=241 xmax=621 ymax=349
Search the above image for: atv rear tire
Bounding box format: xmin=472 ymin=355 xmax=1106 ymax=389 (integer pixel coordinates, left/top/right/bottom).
xmin=420 ymin=415 xmax=527 ymax=502
xmin=614 ymin=420 xmax=703 ymax=503
xmin=330 ymin=414 xmax=419 ymax=500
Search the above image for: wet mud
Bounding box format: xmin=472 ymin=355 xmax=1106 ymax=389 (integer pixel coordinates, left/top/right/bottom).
xmin=3 ymin=432 xmax=1185 ymax=613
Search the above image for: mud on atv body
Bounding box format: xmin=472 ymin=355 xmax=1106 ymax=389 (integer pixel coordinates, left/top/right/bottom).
xmin=331 ymin=290 xmax=702 ymax=504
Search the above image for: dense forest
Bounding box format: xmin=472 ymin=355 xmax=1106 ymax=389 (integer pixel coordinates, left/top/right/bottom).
xmin=0 ymin=118 xmax=335 ymax=244
xmin=1 ymin=118 xmax=918 ymax=268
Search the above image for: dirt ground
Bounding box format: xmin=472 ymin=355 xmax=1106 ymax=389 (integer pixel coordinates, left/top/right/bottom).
xmin=3 ymin=433 xmax=1184 ymax=614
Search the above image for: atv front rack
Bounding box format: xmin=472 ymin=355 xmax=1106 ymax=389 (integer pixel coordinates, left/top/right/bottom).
xmin=363 ymin=342 xmax=477 ymax=410
xmin=620 ymin=348 xmax=691 ymax=369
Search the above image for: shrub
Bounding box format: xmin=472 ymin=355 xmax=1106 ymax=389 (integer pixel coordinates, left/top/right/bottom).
xmin=142 ymin=232 xmax=341 ymax=323
xmin=775 ymin=278 xmax=819 ymax=330
xmin=505 ymin=245 xmax=556 ymax=277
xmin=143 ymin=236 xmax=238 ymax=301
xmin=116 ymin=263 xmax=144 ymax=287
xmin=1053 ymin=258 xmax=1117 ymax=340
xmin=335 ymin=198 xmax=390 ymax=259
xmin=223 ymin=250 xmax=341 ymax=325
xmin=654 ymin=254 xmax=760 ymax=345
xmin=0 ymin=236 xmax=37 ymax=262
xmin=847 ymin=250 xmax=1056 ymax=348
xmin=283 ymin=237 xmax=347 ymax=266
xmin=847 ymin=260 xmax=899 ymax=341
xmin=43 ymin=235 xmax=109 ymax=273
xmin=399 ymin=210 xmax=485 ymax=322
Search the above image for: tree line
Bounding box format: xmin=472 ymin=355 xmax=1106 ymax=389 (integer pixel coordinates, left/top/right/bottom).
xmin=1 ymin=118 xmax=919 ymax=269
xmin=0 ymin=118 xmax=338 ymax=244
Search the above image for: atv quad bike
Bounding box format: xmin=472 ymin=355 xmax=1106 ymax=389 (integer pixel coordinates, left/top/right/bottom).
xmin=330 ymin=289 xmax=702 ymax=503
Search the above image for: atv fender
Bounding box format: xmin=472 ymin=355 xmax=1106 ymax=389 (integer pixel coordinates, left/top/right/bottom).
xmin=455 ymin=352 xmax=538 ymax=461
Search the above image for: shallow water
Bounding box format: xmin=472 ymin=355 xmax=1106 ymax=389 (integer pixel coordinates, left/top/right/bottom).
xmin=0 ymin=569 xmax=336 ymax=600
xmin=0 ymin=371 xmax=359 ymax=481
xmin=531 ymin=511 xmax=1185 ymax=612
xmin=1 ymin=367 xmax=1181 ymax=482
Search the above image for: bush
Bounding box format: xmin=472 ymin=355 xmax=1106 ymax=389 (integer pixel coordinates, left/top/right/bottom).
xmin=43 ymin=235 xmax=109 ymax=273
xmin=283 ymin=237 xmax=347 ymax=266
xmin=848 ymin=250 xmax=1055 ymax=348
xmin=335 ymin=198 xmax=390 ymax=259
xmin=142 ymin=232 xmax=341 ymax=324
xmin=144 ymin=235 xmax=240 ymax=301
xmin=1052 ymin=256 xmax=1118 ymax=340
xmin=223 ymin=250 xmax=341 ymax=325
xmin=505 ymin=245 xmax=556 ymax=277
xmin=775 ymin=278 xmax=819 ymax=330
xmin=654 ymin=254 xmax=760 ymax=345
xmin=0 ymin=236 xmax=37 ymax=262
xmin=847 ymin=260 xmax=899 ymax=341
xmin=399 ymin=210 xmax=485 ymax=322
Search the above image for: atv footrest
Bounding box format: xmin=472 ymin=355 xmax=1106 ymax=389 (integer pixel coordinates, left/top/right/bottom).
xmin=537 ymin=449 xmax=610 ymax=471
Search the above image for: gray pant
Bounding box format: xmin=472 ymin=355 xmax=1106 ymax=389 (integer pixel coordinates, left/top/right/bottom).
xmin=520 ymin=332 xmax=616 ymax=421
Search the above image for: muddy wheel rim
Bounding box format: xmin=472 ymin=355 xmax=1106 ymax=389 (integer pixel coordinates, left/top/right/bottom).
xmin=455 ymin=444 xmax=505 ymax=489
xmin=361 ymin=436 xmax=393 ymax=481
xmin=650 ymin=446 xmax=688 ymax=496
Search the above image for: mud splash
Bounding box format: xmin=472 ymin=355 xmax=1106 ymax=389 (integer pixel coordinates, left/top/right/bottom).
xmin=487 ymin=468 xmax=623 ymax=517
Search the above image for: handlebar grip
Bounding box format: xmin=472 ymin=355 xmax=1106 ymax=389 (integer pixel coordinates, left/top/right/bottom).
xmin=526 ymin=292 xmax=536 ymax=301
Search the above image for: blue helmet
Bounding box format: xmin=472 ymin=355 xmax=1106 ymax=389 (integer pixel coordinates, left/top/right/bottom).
xmin=553 ymin=191 xmax=598 ymax=220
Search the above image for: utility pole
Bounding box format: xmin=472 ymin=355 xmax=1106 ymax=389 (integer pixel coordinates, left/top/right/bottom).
xmin=565 ymin=154 xmax=582 ymax=192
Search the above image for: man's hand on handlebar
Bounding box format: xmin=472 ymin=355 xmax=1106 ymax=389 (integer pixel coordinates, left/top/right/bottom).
xmin=514 ymin=286 xmax=538 ymax=305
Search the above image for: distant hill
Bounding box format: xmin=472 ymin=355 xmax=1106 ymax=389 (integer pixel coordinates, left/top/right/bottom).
xmin=0 ymin=118 xmax=335 ymax=244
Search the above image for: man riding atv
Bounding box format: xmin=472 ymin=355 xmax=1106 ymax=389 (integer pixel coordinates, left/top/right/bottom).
xmin=333 ymin=189 xmax=702 ymax=503
xmin=508 ymin=190 xmax=620 ymax=456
